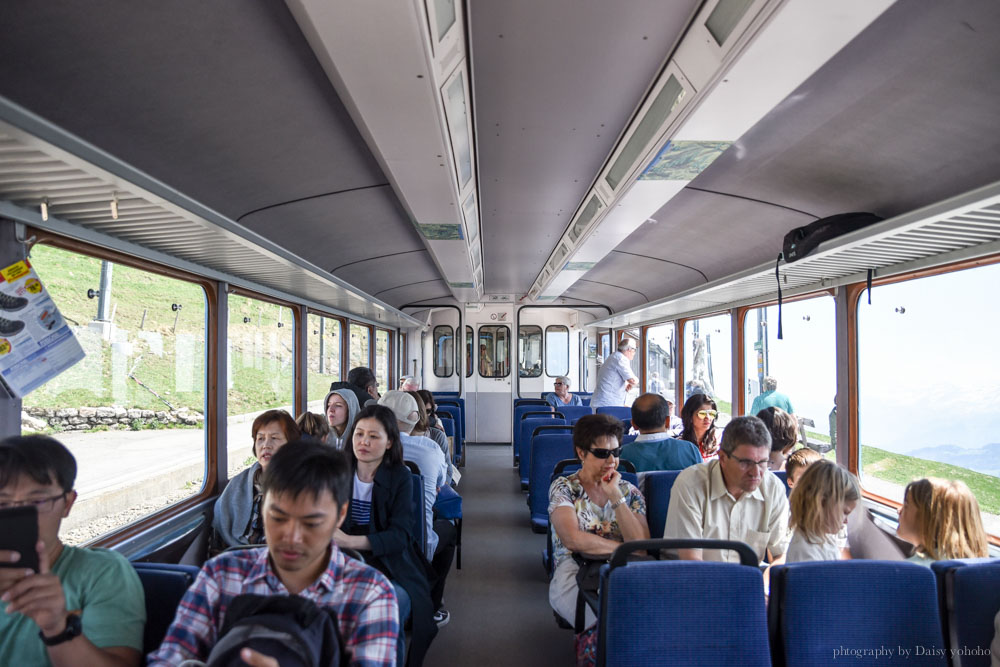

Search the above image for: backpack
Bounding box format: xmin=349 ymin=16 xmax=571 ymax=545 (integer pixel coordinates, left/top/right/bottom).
xmin=205 ymin=594 xmax=347 ymax=667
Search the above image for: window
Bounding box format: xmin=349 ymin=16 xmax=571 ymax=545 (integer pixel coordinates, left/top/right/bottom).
xmin=23 ymin=243 xmax=207 ymax=545
xmin=375 ymin=329 xmax=391 ymax=391
xmin=545 ymin=325 xmax=569 ymax=377
xmin=518 ymin=325 xmax=542 ymax=378
xmin=227 ymin=294 xmax=295 ymax=478
xmin=307 ymin=314 xmax=341 ymax=409
xmin=743 ymin=295 xmax=834 ymax=448
xmin=465 ymin=325 xmax=473 ymax=377
xmin=478 ymin=325 xmax=510 ymax=378
xmin=599 ymin=332 xmax=611 ymax=362
xmin=683 ymin=314 xmax=732 ymax=421
xmin=857 ymin=265 xmax=1000 ymax=535
xmin=433 ymin=325 xmax=455 ymax=377
xmin=350 ymin=323 xmax=371 ymax=371
xmin=645 ymin=322 xmax=675 ymax=397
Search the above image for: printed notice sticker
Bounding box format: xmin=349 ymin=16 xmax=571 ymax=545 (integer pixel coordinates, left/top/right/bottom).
xmin=0 ymin=259 xmax=85 ymax=397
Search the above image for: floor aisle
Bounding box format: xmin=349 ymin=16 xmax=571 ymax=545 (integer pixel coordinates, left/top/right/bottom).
xmin=423 ymin=444 xmax=575 ymax=666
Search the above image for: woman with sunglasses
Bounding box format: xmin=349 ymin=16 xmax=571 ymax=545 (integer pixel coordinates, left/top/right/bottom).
xmin=549 ymin=414 xmax=648 ymax=666
xmin=546 ymin=375 xmax=583 ymax=408
xmin=680 ymin=393 xmax=720 ymax=459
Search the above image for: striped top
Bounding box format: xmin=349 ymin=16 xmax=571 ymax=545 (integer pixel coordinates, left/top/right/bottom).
xmin=352 ymin=473 xmax=374 ymax=526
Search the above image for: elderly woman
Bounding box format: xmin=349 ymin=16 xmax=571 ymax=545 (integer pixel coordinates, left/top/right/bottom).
xmin=546 ymin=375 xmax=584 ymax=408
xmin=212 ymin=409 xmax=301 ymax=549
xmin=549 ymin=414 xmax=648 ymax=665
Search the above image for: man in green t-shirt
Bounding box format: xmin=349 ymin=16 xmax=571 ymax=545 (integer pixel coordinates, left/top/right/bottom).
xmin=0 ymin=435 xmax=145 ymax=667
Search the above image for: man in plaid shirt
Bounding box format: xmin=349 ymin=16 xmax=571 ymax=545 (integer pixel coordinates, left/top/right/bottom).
xmin=149 ymin=442 xmax=399 ymax=666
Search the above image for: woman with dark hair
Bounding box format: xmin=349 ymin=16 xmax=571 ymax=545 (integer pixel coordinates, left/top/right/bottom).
xmin=549 ymin=413 xmax=648 ymax=665
xmin=416 ymin=389 xmax=445 ymax=431
xmin=756 ymin=406 xmax=799 ymax=471
xmin=335 ymin=404 xmax=437 ymax=666
xmin=680 ymin=393 xmax=720 ymax=459
xmin=408 ymin=390 xmax=450 ymax=464
xmin=212 ymin=409 xmax=301 ymax=549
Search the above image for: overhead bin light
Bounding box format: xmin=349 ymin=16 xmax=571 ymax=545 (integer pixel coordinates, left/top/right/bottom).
xmin=443 ymin=67 xmax=473 ymax=191
xmin=705 ymin=0 xmax=756 ymax=46
xmin=431 ymin=0 xmax=456 ymax=41
xmin=604 ymin=73 xmax=687 ymax=192
xmin=463 ymin=192 xmax=479 ymax=242
xmin=568 ymin=193 xmax=605 ymax=243
xmin=548 ymin=244 xmax=569 ymax=272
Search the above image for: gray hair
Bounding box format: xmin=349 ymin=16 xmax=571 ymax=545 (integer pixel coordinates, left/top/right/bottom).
xmin=554 ymin=375 xmax=571 ymax=387
xmin=763 ymin=376 xmax=778 ymax=391
xmin=617 ymin=338 xmax=636 ymax=352
xmin=720 ymin=415 xmax=772 ymax=455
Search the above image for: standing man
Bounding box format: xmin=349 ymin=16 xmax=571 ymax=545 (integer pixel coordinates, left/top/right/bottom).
xmin=590 ymin=339 xmax=639 ymax=408
xmin=749 ymin=376 xmax=794 ymax=416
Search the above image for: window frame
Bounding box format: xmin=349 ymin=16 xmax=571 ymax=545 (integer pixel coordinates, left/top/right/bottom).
xmin=432 ymin=324 xmax=456 ymax=377
xmin=349 ymin=321 xmax=374 ymax=372
xmin=518 ymin=324 xmax=543 ymax=378
xmin=375 ymin=327 xmax=394 ymax=391
xmin=477 ymin=324 xmax=511 ymax=378
xmin=544 ymin=324 xmax=570 ymax=378
xmin=465 ymin=325 xmax=474 ymax=378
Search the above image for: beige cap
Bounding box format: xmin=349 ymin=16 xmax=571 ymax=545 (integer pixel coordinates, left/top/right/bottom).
xmin=378 ymin=390 xmax=419 ymax=426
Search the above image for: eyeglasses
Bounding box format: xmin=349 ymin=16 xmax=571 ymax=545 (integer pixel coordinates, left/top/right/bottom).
xmin=726 ymin=454 xmax=769 ymax=471
xmin=0 ymin=492 xmax=67 ymax=513
xmin=588 ymin=447 xmax=622 ymax=459
xmin=554 ymin=382 xmax=566 ymax=386
xmin=696 ymin=410 xmax=718 ymax=420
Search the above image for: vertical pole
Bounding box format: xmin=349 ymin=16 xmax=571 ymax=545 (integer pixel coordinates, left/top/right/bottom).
xmin=318 ymin=316 xmax=325 ymax=375
xmin=212 ymin=284 xmax=229 ymax=491
xmin=295 ymin=304 xmax=308 ymax=416
xmin=834 ymin=287 xmax=851 ymax=469
xmin=96 ymin=260 xmax=113 ymax=321
xmin=0 ymin=220 xmax=24 ymax=438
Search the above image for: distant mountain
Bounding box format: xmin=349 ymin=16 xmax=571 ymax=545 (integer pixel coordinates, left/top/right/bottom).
xmin=906 ymin=443 xmax=1000 ymax=478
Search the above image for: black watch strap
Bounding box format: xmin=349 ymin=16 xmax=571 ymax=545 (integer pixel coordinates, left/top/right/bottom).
xmin=39 ymin=613 xmax=82 ymax=646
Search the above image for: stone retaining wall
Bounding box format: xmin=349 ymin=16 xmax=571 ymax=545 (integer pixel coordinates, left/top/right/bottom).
xmin=21 ymin=406 xmax=204 ymax=432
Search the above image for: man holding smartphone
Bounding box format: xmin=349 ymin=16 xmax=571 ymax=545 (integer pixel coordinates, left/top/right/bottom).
xmin=0 ymin=435 xmax=146 ymax=667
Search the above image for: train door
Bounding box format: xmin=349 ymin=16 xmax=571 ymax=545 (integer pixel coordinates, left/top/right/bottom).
xmin=466 ymin=304 xmax=513 ymax=443
xmin=517 ymin=307 xmax=578 ymax=400
xmin=422 ymin=308 xmax=461 ymax=394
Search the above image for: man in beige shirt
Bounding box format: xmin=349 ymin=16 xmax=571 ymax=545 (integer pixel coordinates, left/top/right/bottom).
xmin=664 ymin=415 xmax=789 ymax=563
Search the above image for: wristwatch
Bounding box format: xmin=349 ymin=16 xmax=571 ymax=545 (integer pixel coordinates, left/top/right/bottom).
xmin=610 ymin=496 xmax=627 ymax=509
xmin=39 ymin=613 xmax=82 ymax=646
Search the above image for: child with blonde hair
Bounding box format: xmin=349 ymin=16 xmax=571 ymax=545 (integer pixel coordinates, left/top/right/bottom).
xmin=896 ymin=478 xmax=989 ymax=565
xmin=786 ymin=460 xmax=859 ymax=562
xmin=784 ymin=448 xmax=822 ymax=489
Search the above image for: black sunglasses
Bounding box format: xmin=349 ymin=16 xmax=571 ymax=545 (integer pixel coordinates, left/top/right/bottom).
xmin=588 ymin=446 xmax=622 ymax=459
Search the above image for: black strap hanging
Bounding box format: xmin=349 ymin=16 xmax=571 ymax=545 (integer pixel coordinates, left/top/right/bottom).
xmin=776 ymin=254 xmax=783 ymax=340
xmin=866 ymin=268 xmax=874 ymax=304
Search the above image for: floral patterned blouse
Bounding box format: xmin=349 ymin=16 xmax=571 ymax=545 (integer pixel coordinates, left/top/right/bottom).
xmin=548 ymin=472 xmax=646 ymax=570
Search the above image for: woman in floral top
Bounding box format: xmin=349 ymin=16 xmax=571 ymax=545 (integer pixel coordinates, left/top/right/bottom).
xmin=549 ymin=413 xmax=648 ymax=666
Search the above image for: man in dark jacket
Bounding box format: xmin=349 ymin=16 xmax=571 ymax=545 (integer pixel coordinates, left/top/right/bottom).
xmin=331 ymin=366 xmax=380 ymax=409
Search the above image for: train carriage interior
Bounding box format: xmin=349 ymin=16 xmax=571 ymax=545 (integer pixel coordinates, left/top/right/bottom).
xmin=1 ymin=0 xmax=999 ymax=664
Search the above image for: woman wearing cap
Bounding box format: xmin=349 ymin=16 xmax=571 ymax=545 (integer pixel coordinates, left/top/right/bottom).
xmin=324 ymin=386 xmax=360 ymax=449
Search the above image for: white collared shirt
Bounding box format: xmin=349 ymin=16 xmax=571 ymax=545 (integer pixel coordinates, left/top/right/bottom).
xmin=663 ymin=459 xmax=790 ymax=563
xmin=590 ymin=351 xmax=638 ymax=408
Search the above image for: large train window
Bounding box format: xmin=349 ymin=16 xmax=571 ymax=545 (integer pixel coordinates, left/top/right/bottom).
xmin=545 ymin=325 xmax=569 ymax=377
xmin=644 ymin=322 xmax=675 ymax=398
xmin=433 ymin=325 xmax=455 ymax=377
xmin=465 ymin=325 xmax=473 ymax=377
xmin=599 ymin=332 xmax=611 ymax=361
xmin=743 ymin=295 xmax=835 ymax=448
xmin=22 ymin=243 xmax=208 ymax=545
xmin=857 ymin=264 xmax=1000 ymax=535
xmin=375 ymin=328 xmax=391 ymax=390
xmin=228 ymin=294 xmax=295 ymax=478
xmin=518 ymin=325 xmax=542 ymax=378
xmin=350 ymin=323 xmax=371 ymax=371
xmin=307 ymin=313 xmax=342 ymax=405
xmin=683 ymin=314 xmax=732 ymax=422
xmin=478 ymin=325 xmax=509 ymax=378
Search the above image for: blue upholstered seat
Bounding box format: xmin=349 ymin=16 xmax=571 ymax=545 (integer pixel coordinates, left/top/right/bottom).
xmin=931 ymin=558 xmax=1000 ymax=667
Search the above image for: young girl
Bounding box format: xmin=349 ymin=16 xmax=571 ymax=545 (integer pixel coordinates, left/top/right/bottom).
xmin=896 ymin=478 xmax=989 ymax=565
xmin=785 ymin=448 xmax=822 ymax=489
xmin=786 ymin=460 xmax=859 ymax=562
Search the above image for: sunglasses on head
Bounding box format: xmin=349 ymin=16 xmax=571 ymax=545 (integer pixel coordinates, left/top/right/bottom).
xmin=588 ymin=446 xmax=622 ymax=459
xmin=696 ymin=409 xmax=718 ymax=420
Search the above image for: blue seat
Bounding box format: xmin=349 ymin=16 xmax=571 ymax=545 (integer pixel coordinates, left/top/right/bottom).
xmin=404 ymin=462 xmax=428 ymax=557
xmin=769 ymin=561 xmax=947 ymax=667
xmin=513 ymin=405 xmax=554 ymax=464
xmin=436 ymin=405 xmax=464 ymax=466
xmin=433 ymin=484 xmax=463 ymax=570
xmin=519 ymin=418 xmax=567 ymax=488
xmin=595 ymin=406 xmax=632 ymax=422
xmin=435 ymin=397 xmax=465 ymax=437
xmin=597 ymin=540 xmax=767 ymax=667
xmin=931 ymin=558 xmax=1000 ymax=667
xmin=528 ymin=433 xmax=577 ymax=533
xmin=514 ymin=397 xmax=549 ymax=409
xmin=132 ymin=562 xmax=200 ymax=655
xmin=551 ymin=404 xmax=592 ymax=423
xmin=642 ymin=470 xmax=683 ymax=539
xmin=621 ymin=433 xmax=637 ymax=445
xmin=438 ymin=416 xmax=456 ymax=460
xmin=772 ymin=470 xmax=790 ymax=496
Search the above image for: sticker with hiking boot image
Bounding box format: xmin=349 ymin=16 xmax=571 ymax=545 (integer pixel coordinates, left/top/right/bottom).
xmin=0 ymin=259 xmax=84 ymax=397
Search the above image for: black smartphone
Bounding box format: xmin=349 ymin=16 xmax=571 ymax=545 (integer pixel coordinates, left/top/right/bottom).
xmin=0 ymin=505 xmax=40 ymax=572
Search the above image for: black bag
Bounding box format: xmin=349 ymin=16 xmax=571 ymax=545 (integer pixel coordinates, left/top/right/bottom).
xmin=782 ymin=212 xmax=883 ymax=263
xmin=206 ymin=594 xmax=346 ymax=667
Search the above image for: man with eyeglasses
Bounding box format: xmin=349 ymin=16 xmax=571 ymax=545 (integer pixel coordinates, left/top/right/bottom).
xmin=663 ymin=416 xmax=790 ymax=564
xmin=589 ymin=339 xmax=639 ymax=408
xmin=0 ymin=435 xmax=145 ymax=667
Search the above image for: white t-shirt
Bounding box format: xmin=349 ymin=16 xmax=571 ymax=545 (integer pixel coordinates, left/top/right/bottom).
xmin=786 ymin=530 xmax=841 ymax=562
xmin=351 ymin=473 xmax=374 ymax=526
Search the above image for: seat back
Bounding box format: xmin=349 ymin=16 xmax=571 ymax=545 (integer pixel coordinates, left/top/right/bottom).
xmin=514 ymin=398 xmax=549 ymax=409
xmin=595 ymin=406 xmax=632 ymax=422
xmin=410 ymin=470 xmax=427 ymax=556
xmin=931 ymin=559 xmax=1000 ymax=667
xmin=518 ymin=417 xmax=566 ymax=483
xmin=772 ymin=470 xmax=790 ymax=496
xmin=769 ymin=561 xmax=947 ymax=667
xmin=553 ymin=405 xmax=592 ymax=423
xmin=513 ymin=404 xmax=554 ymax=463
xmin=435 ymin=397 xmax=465 ymax=435
xmin=132 ymin=562 xmax=200 ymax=655
xmin=438 ymin=416 xmax=456 ymax=461
xmin=642 ymin=470 xmax=683 ymax=539
xmin=598 ymin=545 xmax=768 ymax=667
xmin=436 ymin=405 xmax=463 ymax=463
xmin=528 ymin=433 xmax=577 ymax=530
